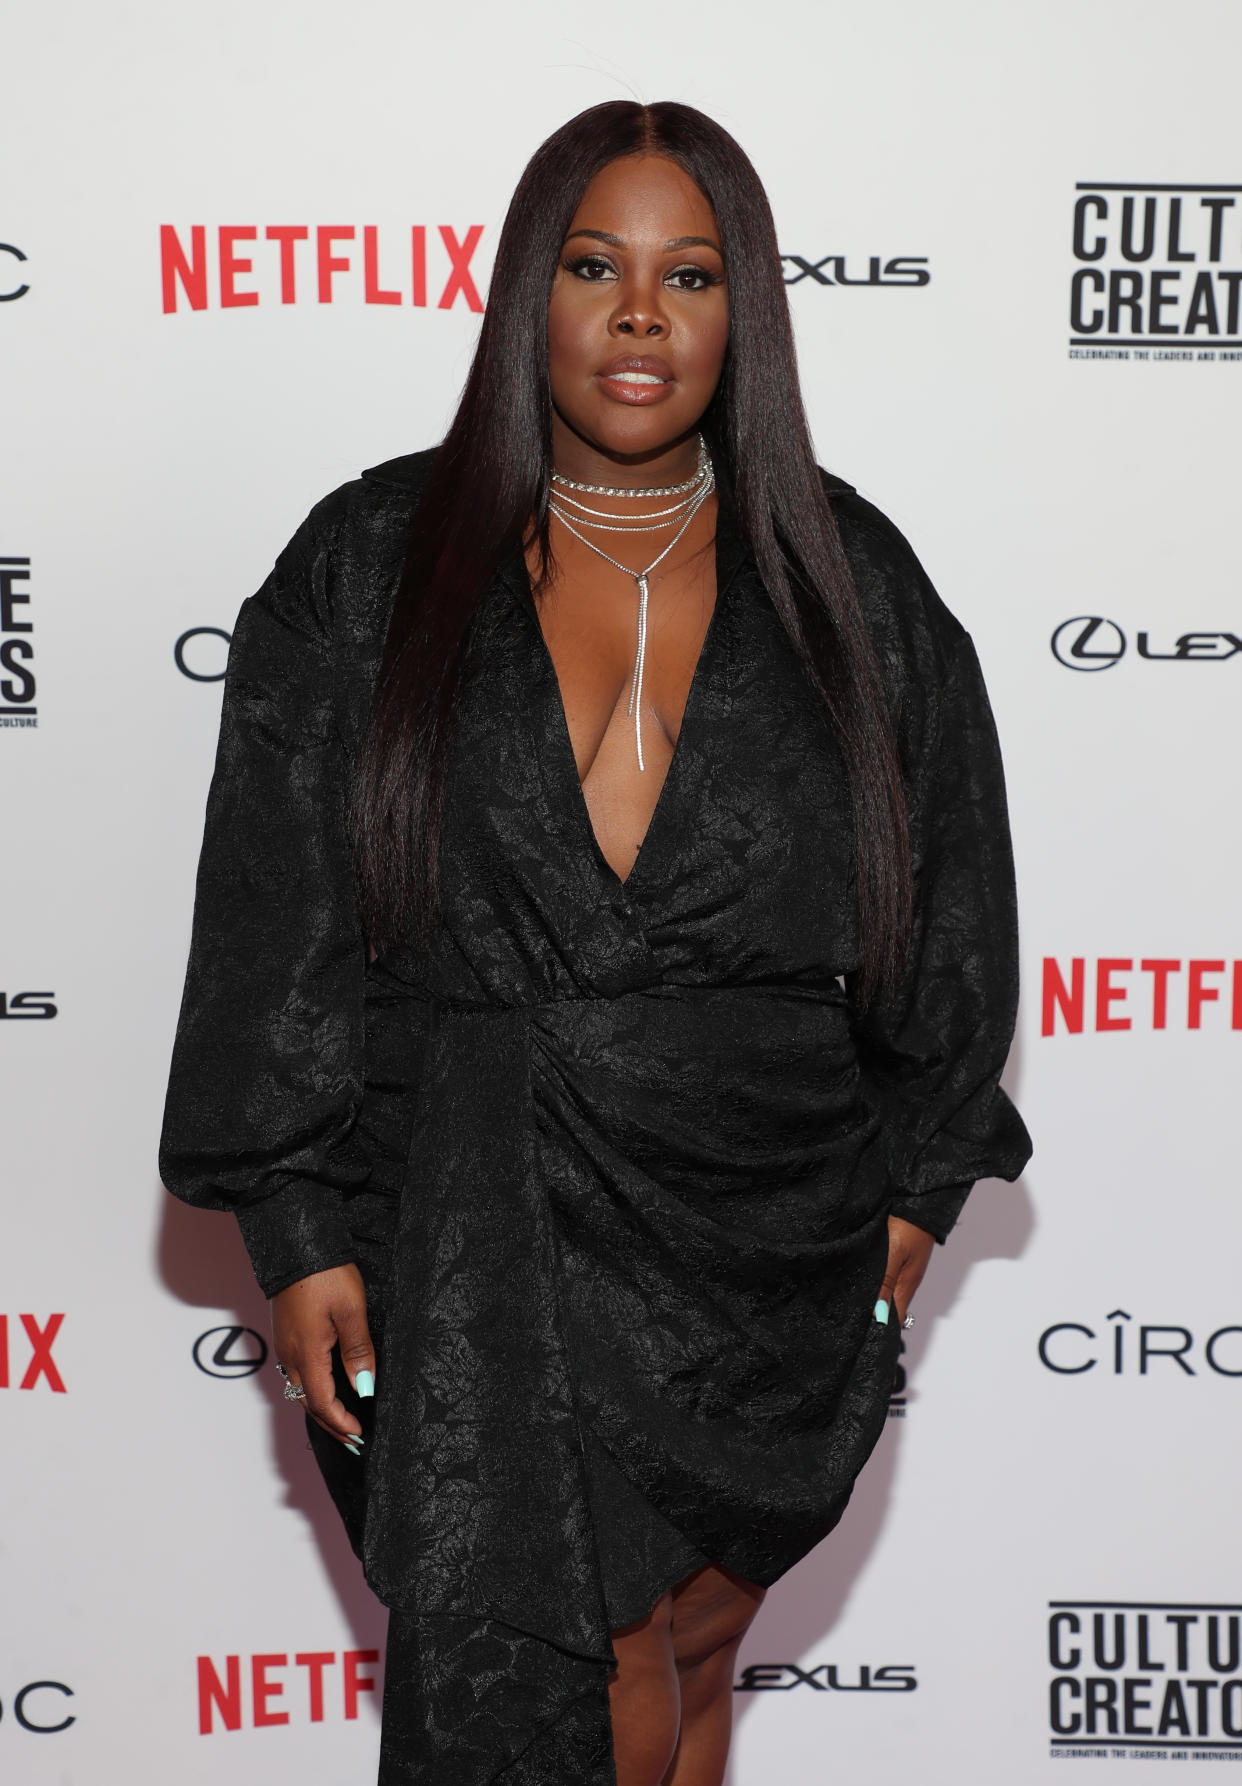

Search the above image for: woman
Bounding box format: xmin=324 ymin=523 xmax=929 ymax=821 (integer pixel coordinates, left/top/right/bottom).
xmin=160 ymin=100 xmax=1032 ymax=1786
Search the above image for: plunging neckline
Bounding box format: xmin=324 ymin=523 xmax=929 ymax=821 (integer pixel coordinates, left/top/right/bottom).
xmin=507 ymin=529 xmax=738 ymax=896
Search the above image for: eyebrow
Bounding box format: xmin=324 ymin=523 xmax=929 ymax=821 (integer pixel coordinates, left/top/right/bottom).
xmin=564 ymin=228 xmax=723 ymax=254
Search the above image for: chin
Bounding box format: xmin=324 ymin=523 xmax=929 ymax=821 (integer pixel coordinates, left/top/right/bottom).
xmin=580 ymin=408 xmax=699 ymax=460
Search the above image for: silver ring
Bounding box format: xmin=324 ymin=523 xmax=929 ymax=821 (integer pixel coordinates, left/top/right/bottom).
xmin=275 ymin=1362 xmax=289 ymax=1377
xmin=283 ymin=1379 xmax=307 ymax=1402
xmin=903 ymin=1314 xmax=915 ymax=1330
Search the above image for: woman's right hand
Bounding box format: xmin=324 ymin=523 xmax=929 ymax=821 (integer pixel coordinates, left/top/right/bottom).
xmin=271 ymin=1263 xmax=375 ymax=1452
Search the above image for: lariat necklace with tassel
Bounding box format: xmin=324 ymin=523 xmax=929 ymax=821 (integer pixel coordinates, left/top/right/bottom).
xmin=548 ymin=434 xmax=715 ymax=772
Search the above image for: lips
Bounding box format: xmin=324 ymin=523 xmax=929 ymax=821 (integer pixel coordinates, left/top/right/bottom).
xmin=598 ymin=353 xmax=675 ymax=382
xmin=595 ymin=353 xmax=676 ymax=405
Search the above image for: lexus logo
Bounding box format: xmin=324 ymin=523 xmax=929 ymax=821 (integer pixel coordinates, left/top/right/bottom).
xmin=1052 ymin=617 xmax=1242 ymax=669
xmin=781 ymin=254 xmax=930 ymax=288
xmin=175 ymin=626 xmax=230 ymax=682
xmin=0 ymin=992 xmax=57 ymax=1020
xmin=193 ymin=1325 xmax=267 ymax=1377
xmin=735 ymin=1662 xmax=917 ymax=1692
xmin=1051 ymin=616 xmax=1126 ymax=670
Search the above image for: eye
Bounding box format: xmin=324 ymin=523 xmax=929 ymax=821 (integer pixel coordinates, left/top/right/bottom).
xmin=565 ymin=253 xmax=617 ymax=282
xmin=665 ymin=263 xmax=722 ymax=292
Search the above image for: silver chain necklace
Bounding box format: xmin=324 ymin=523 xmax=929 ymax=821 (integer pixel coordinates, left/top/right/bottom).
xmin=548 ymin=456 xmax=716 ymax=772
xmin=551 ymin=433 xmax=709 ymax=499
xmin=552 ymin=486 xmax=703 ymax=529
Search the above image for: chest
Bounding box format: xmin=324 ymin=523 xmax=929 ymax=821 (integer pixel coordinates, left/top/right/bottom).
xmin=524 ymin=510 xmax=718 ymax=884
xmin=412 ymin=558 xmax=862 ymax=1000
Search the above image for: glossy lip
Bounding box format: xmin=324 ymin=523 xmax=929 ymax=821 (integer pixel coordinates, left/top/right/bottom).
xmin=595 ymin=351 xmax=676 ymax=405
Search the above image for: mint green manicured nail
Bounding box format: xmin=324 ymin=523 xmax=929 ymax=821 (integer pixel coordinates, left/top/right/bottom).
xmin=355 ymin=1370 xmax=375 ymax=1398
xmin=874 ymin=1298 xmax=890 ymax=1324
xmin=344 ymin=1442 xmax=361 ymax=1457
xmin=346 ymin=1433 xmax=365 ymax=1445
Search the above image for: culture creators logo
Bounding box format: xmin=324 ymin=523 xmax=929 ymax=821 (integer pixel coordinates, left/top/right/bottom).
xmin=1049 ymin=1603 xmax=1242 ymax=1753
xmin=1 ymin=556 xmax=36 ymax=726
xmin=888 ymin=1332 xmax=909 ymax=1418
xmin=1069 ymin=182 xmax=1242 ymax=360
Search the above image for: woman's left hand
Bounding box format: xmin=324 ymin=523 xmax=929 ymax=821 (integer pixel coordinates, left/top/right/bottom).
xmin=879 ymin=1214 xmax=936 ymax=1325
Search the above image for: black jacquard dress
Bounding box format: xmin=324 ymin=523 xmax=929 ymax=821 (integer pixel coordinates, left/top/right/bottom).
xmin=159 ymin=449 xmax=1032 ymax=1784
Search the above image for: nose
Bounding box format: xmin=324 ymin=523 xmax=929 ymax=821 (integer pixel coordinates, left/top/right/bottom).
xmin=609 ymin=272 xmax=669 ymax=339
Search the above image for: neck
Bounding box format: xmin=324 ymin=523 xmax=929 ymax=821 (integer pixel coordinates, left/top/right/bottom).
xmin=549 ymin=420 xmax=703 ymax=491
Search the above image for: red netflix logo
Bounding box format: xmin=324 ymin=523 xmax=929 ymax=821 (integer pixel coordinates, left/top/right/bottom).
xmin=160 ymin=224 xmax=485 ymax=314
xmin=197 ymin=1648 xmax=380 ymax=1733
xmin=0 ymin=1314 xmax=65 ymax=1391
xmin=1042 ymin=957 xmax=1242 ymax=1035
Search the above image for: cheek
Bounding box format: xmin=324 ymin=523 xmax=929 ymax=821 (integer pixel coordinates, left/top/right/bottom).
xmin=546 ymin=288 xmax=597 ymax=388
xmin=682 ymin=305 xmax=730 ymax=392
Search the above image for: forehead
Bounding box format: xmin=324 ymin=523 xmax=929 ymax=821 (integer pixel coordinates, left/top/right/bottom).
xmin=566 ymin=154 xmax=719 ymax=244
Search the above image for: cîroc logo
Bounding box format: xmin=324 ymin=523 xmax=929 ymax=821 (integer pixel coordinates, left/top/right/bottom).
xmin=193 ymin=1326 xmax=268 ymax=1378
xmin=1051 ymin=616 xmax=1242 ymax=669
xmin=0 ymin=242 xmax=29 ymax=302
xmin=1039 ymin=1310 xmax=1241 ymax=1377
xmin=0 ymin=1680 xmax=75 ymax=1733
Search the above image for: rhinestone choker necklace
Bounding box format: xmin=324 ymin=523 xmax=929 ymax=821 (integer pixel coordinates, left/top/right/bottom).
xmin=550 ymin=434 xmax=709 ymax=499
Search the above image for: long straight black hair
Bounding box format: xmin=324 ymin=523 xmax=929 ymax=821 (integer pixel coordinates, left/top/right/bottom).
xmin=350 ymin=100 xmax=912 ymax=1003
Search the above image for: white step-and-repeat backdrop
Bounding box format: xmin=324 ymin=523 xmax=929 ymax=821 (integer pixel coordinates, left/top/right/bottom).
xmin=3 ymin=1 xmax=1238 ymax=1780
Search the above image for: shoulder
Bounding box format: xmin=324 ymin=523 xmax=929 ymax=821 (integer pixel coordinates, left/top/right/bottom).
xmin=814 ymin=468 xmax=992 ymax=790
xmin=246 ymin=446 xmax=439 ymax=645
xmin=816 ymin=465 xmax=971 ymax=683
xmin=295 ymin=444 xmax=438 ymax=556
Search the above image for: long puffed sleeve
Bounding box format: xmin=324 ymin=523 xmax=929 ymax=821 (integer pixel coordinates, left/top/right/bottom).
xmin=845 ymin=530 xmax=1033 ymax=1243
xmin=159 ymin=501 xmax=369 ymax=1297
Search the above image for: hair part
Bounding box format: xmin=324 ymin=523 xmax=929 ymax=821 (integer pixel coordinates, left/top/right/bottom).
xmin=350 ymin=99 xmax=911 ymax=1004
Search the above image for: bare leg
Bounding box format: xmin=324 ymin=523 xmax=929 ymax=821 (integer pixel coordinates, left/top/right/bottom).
xmin=607 ymin=1591 xmax=680 ymax=1786
xmin=662 ymin=1564 xmax=766 ymax=1786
